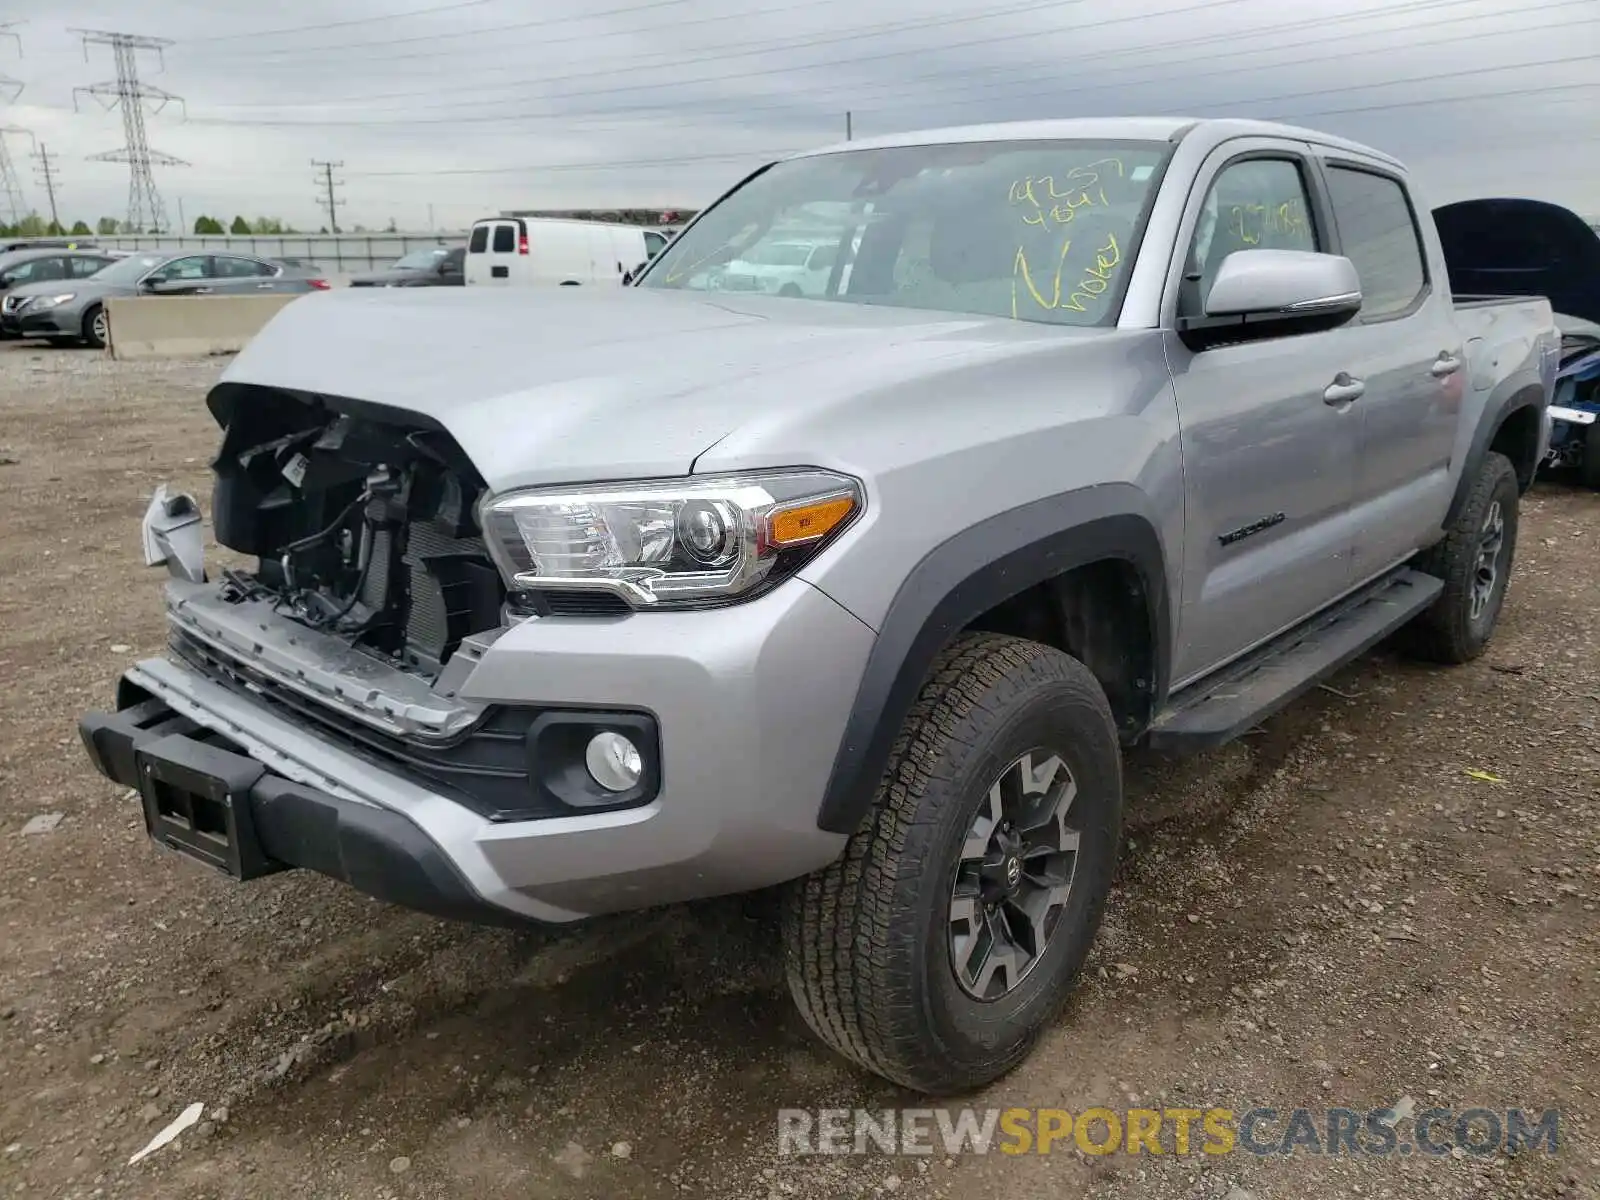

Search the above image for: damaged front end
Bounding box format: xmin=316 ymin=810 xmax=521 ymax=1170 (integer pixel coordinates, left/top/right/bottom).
xmin=145 ymin=384 xmax=514 ymax=739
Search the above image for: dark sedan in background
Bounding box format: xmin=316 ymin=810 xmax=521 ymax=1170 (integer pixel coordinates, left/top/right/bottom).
xmin=1 ymin=250 xmax=328 ymax=348
xmin=348 ymin=245 xmax=465 ymax=287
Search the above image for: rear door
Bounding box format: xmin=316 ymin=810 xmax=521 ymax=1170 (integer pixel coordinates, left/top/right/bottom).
xmin=1314 ymin=158 xmax=1461 ymax=579
xmin=467 ymin=220 xmax=522 ymax=285
xmin=207 ymin=254 xmax=285 ymax=294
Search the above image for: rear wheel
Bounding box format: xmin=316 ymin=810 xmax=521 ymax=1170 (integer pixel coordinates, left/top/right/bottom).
xmin=82 ymin=304 xmax=108 ymax=349
xmin=1400 ymin=450 xmax=1519 ymax=664
xmin=782 ymin=632 xmax=1122 ymax=1095
xmin=778 ymin=283 xmax=802 ymax=298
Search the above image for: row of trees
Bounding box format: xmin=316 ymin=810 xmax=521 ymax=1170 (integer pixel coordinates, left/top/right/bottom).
xmin=3 ymin=211 xmax=412 ymax=239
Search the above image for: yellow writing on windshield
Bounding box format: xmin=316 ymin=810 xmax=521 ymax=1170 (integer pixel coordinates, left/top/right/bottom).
xmin=1228 ymin=197 xmax=1310 ymax=247
xmin=1012 ymin=231 xmax=1122 ymax=318
xmin=1008 ymin=159 xmax=1125 ymax=229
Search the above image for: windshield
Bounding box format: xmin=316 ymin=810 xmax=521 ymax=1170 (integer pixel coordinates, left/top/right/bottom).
xmin=393 ymin=248 xmax=446 ymax=270
xmin=740 ymin=243 xmax=813 ymax=267
xmin=89 ymin=254 xmax=169 ymax=284
xmin=641 ymin=139 xmax=1170 ymax=326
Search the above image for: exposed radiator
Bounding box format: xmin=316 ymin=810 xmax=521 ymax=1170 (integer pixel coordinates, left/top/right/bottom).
xmin=402 ymin=517 xmax=499 ymax=666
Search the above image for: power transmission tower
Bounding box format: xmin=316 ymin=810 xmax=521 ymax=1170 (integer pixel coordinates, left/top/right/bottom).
xmin=33 ymin=142 xmax=60 ymax=231
xmin=71 ymin=29 xmax=187 ymax=233
xmin=312 ymin=160 xmax=345 ymax=234
xmin=0 ymin=23 xmax=28 ymax=227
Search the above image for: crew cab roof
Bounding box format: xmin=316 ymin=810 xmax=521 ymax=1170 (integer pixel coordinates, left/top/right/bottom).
xmin=790 ymin=116 xmax=1402 ymax=168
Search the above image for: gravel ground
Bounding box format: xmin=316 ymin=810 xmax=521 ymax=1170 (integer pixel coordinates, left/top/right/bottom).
xmin=0 ymin=341 xmax=1596 ymax=1200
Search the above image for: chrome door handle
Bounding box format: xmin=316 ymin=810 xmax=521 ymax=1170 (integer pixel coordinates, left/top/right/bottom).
xmin=255 ymin=282 xmax=275 ymax=289
xmin=1431 ymin=353 xmax=1463 ymax=377
xmin=1323 ymin=373 xmax=1366 ymax=405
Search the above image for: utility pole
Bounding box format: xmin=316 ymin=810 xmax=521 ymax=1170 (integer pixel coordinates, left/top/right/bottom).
xmin=846 ymin=111 xmax=853 ymax=141
xmin=32 ymin=141 xmax=60 ymax=231
xmin=0 ymin=24 xmax=28 ymax=227
xmin=312 ymin=159 xmax=345 ymax=234
xmin=72 ymin=29 xmax=187 ymax=234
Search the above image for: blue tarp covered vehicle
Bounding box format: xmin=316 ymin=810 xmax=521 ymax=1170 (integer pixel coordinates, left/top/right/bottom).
xmin=1435 ymin=197 xmax=1600 ymax=487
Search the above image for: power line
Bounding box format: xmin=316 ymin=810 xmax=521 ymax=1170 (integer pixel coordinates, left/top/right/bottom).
xmin=181 ymin=0 xmax=1572 ymax=130
xmin=73 ymin=30 xmax=188 ymax=233
xmin=336 ymin=77 xmax=1598 ymax=178
xmin=182 ymin=0 xmax=505 ymax=43
xmin=312 ymin=159 xmax=346 ymax=232
xmin=194 ymin=0 xmax=1476 ymax=111
xmin=32 ymin=141 xmax=60 ymax=230
xmin=191 ymin=0 xmax=701 ymax=58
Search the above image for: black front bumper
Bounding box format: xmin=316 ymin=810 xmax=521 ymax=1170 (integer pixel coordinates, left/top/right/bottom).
xmin=78 ymin=688 xmax=526 ymax=926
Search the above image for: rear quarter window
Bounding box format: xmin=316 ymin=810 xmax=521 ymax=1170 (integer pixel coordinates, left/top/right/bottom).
xmin=468 ymin=225 xmax=489 ymax=253
xmin=491 ymin=224 xmax=516 ymax=253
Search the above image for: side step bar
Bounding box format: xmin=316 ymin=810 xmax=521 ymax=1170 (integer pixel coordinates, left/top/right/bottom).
xmin=1146 ymin=567 xmax=1443 ymax=754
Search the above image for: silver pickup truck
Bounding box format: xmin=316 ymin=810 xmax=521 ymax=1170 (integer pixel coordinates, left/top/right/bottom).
xmin=80 ymin=117 xmax=1557 ymax=1095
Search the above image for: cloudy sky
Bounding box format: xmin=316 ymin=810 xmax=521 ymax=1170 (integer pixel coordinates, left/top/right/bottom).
xmin=1 ymin=0 xmax=1595 ymax=232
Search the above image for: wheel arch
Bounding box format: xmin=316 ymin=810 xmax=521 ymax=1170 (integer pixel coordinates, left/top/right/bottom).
xmin=1446 ymin=382 xmax=1547 ymax=527
xmin=814 ymin=484 xmax=1172 ymax=835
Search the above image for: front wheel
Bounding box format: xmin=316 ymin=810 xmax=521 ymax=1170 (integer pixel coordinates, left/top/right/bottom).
xmin=1400 ymin=450 xmax=1519 ymax=664
xmin=82 ymin=304 xmax=108 ymax=349
xmin=782 ymin=632 xmax=1122 ymax=1095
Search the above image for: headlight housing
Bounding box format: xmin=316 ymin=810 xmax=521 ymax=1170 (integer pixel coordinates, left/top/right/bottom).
xmin=32 ymin=293 xmax=75 ymax=309
xmin=479 ymin=469 xmax=862 ymax=609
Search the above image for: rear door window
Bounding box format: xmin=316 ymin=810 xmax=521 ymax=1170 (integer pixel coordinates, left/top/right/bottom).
xmin=468 ymin=225 xmax=489 ymax=253
xmin=212 ymin=256 xmax=276 ymax=278
xmin=491 ymin=224 xmax=516 ymax=253
xmin=1325 ymin=166 xmax=1428 ymax=319
xmin=70 ymin=256 xmax=114 ymax=278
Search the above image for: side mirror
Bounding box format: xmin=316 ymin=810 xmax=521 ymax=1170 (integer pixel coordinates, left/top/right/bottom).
xmin=621 ymin=260 xmax=647 ymax=286
xmin=1183 ymin=249 xmax=1361 ymax=347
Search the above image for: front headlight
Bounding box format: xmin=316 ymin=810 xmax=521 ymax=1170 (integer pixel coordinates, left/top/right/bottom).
xmin=479 ymin=469 xmax=862 ymax=608
xmin=33 ymin=293 xmax=75 ymax=309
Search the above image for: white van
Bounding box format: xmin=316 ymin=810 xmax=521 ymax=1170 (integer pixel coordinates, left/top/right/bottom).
xmin=464 ymin=217 xmax=672 ymax=287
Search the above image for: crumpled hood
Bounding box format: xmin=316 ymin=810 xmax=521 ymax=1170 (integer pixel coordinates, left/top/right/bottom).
xmin=1434 ymin=197 xmax=1600 ymax=328
xmin=218 ymin=285 xmax=1087 ymax=493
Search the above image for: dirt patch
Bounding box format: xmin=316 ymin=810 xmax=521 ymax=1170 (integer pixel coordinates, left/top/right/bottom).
xmin=0 ymin=342 xmax=1596 ymax=1200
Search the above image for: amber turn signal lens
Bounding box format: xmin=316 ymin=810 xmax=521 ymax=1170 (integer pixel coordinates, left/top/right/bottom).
xmin=767 ymin=495 xmax=856 ymax=547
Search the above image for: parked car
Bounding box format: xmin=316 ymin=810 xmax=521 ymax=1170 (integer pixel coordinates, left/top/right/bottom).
xmin=711 ymin=237 xmax=840 ymax=297
xmin=80 ymin=117 xmax=1556 ymax=1096
xmin=349 ymin=246 xmax=465 ymax=288
xmin=0 ymin=248 xmax=121 ymax=337
xmin=2 ymin=250 xmax=328 ymax=348
xmin=0 ymin=237 xmax=100 ymax=253
xmin=464 ymin=217 xmax=667 ymax=287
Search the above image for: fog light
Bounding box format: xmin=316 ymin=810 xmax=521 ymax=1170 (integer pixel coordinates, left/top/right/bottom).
xmin=585 ymin=731 xmax=643 ymax=792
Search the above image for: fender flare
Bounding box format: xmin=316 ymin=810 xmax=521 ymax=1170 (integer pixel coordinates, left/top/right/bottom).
xmin=814 ymin=483 xmax=1172 ymax=835
xmin=1444 ymin=383 xmax=1548 ymax=528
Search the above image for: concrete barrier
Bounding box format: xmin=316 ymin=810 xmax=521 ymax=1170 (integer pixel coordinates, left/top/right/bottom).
xmin=105 ymin=294 xmax=306 ymax=361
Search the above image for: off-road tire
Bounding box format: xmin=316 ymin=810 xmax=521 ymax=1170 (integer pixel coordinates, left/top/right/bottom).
xmin=781 ymin=632 xmax=1122 ymax=1095
xmin=1400 ymin=450 xmax=1519 ymax=664
xmin=1582 ymin=422 xmax=1600 ymax=491
xmin=82 ymin=304 xmax=107 ymax=350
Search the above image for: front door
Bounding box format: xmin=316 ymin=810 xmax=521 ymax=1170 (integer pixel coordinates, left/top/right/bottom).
xmin=1166 ymin=149 xmax=1361 ymax=685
